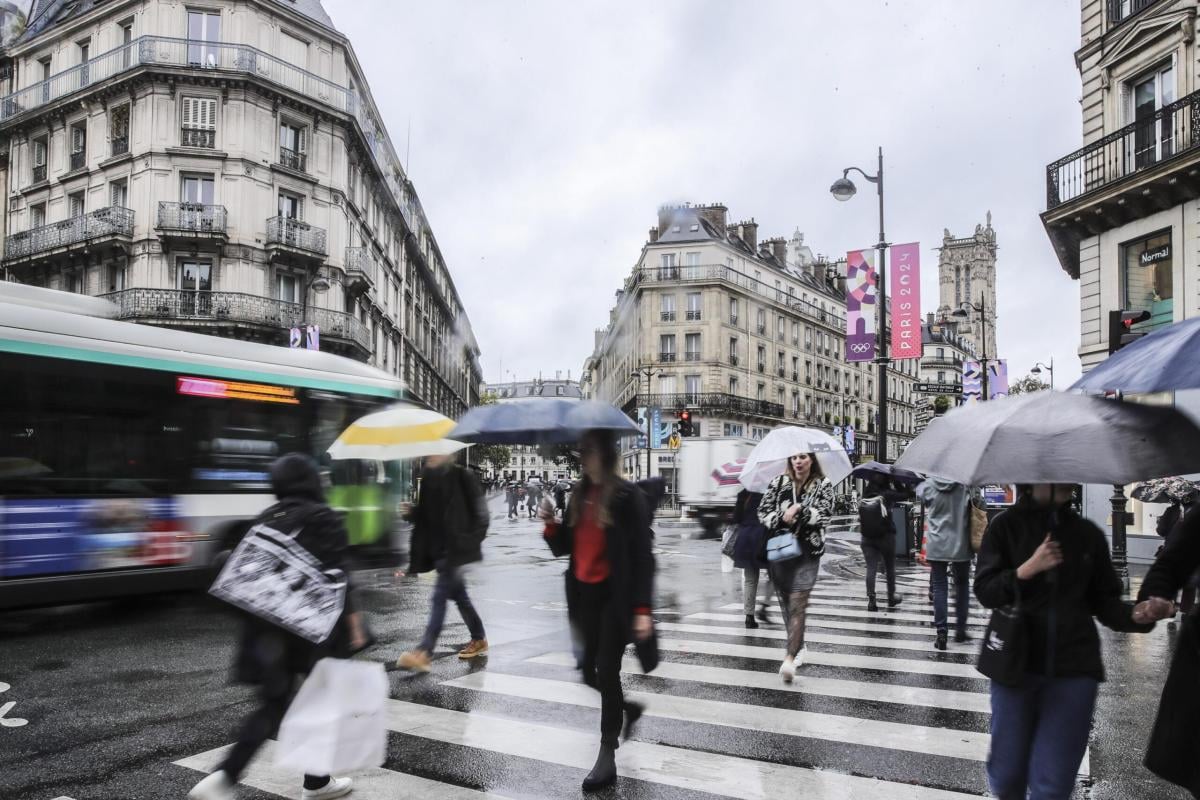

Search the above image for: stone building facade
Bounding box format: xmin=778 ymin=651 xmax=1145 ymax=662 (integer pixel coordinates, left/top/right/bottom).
xmin=914 ymin=316 xmax=977 ymax=435
xmin=936 ymin=215 xmax=997 ymax=360
xmin=0 ymin=0 xmax=481 ymax=418
xmin=481 ymin=375 xmax=582 ymax=482
xmin=582 ymin=203 xmax=919 ymax=482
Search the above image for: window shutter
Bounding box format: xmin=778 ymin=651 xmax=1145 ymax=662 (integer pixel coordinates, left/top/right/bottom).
xmin=199 ymin=99 xmax=215 ymax=130
xmin=182 ymin=97 xmax=194 ymax=128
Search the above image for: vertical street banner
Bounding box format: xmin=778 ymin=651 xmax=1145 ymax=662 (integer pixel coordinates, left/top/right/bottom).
xmin=889 ymin=242 xmax=921 ymax=360
xmin=988 ymin=360 xmax=1009 ymax=399
xmin=845 ymin=249 xmax=877 ymax=362
xmin=650 ymin=406 xmax=663 ymax=449
xmin=963 ymin=359 xmax=1010 ymax=402
xmin=963 ymin=360 xmax=983 ymax=403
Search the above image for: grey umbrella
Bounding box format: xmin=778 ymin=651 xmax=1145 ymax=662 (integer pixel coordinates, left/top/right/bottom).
xmin=1070 ymin=315 xmax=1200 ymax=393
xmin=449 ymin=398 xmax=641 ymax=445
xmin=893 ymin=392 xmax=1200 ymax=485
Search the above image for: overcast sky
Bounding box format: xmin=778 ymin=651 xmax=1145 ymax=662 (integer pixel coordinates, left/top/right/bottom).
xmin=327 ymin=0 xmax=1083 ymax=389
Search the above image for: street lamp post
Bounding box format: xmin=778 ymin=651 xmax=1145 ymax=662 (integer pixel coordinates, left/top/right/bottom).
xmin=1031 ymin=359 xmax=1055 ymax=390
xmin=953 ymin=291 xmax=991 ymax=401
xmin=299 ymin=270 xmax=332 ymax=347
xmin=831 ymin=147 xmax=889 ymax=461
xmin=631 ymin=364 xmax=662 ymax=481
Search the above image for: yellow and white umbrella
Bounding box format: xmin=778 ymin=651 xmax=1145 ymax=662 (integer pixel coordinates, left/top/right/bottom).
xmin=327 ymin=405 xmax=468 ymax=461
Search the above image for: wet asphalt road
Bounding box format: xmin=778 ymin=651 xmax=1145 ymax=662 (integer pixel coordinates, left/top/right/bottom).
xmin=0 ymin=495 xmax=1189 ymax=800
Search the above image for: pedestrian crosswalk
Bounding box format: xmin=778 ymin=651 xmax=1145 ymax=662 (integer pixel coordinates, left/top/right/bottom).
xmin=173 ymin=565 xmax=1091 ymax=799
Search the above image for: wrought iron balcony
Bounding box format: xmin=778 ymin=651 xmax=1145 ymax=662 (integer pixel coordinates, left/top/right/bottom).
xmin=266 ymin=216 xmax=327 ymax=259
xmin=156 ymin=202 xmax=227 ymax=239
xmin=69 ymin=149 xmax=85 ymax=171
xmin=686 ymin=310 xmax=701 ymax=320
xmin=659 ymin=352 xmax=676 ymax=363
xmin=101 ymin=288 xmax=370 ymax=353
xmin=625 ymin=392 xmax=784 ymax=420
xmin=1107 ymin=0 xmax=1156 ymax=27
xmin=31 ymin=164 xmax=45 ymax=183
xmin=923 ymin=356 xmax=963 ymax=369
xmin=181 ymin=127 xmax=215 ymax=148
xmin=279 ymin=147 xmax=307 ymax=172
xmin=777 ymin=367 xmax=786 ymax=377
xmin=344 ymin=247 xmax=376 ymax=294
xmin=660 ymin=311 xmax=675 ymax=322
xmin=792 ymin=372 xmax=799 ymax=382
xmin=685 ymin=352 xmax=701 ymax=362
xmin=111 ymin=136 xmax=129 ymax=156
xmin=4 ymin=206 xmax=133 ymax=262
xmin=729 ymin=315 xmax=738 ymax=325
xmin=728 ymin=355 xmax=739 ymax=366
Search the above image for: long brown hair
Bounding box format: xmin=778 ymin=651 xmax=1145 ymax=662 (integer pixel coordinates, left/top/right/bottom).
xmin=567 ymin=429 xmax=619 ymax=529
xmin=786 ymin=452 xmax=823 ymax=492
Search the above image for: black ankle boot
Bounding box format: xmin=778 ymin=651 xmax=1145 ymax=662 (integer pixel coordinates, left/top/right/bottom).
xmin=622 ymin=701 xmax=644 ymax=741
xmin=888 ymin=595 xmax=903 ymax=608
xmin=934 ymin=630 xmax=948 ymax=651
xmin=757 ymin=602 xmax=770 ymax=624
xmin=955 ymin=629 xmax=972 ymax=643
xmin=582 ymin=744 xmax=617 ymax=791
xmin=744 ymin=614 xmax=759 ymax=629
xmin=867 ymin=596 xmax=879 ymax=612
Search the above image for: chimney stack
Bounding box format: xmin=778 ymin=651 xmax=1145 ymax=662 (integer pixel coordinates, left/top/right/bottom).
xmin=768 ymin=237 xmax=788 ymax=264
xmin=648 ymin=227 xmax=659 ymax=243
xmin=737 ymin=219 xmax=758 ymax=252
xmin=697 ymin=203 xmax=727 ymax=233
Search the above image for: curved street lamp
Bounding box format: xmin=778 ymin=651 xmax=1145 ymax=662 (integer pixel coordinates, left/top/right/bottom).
xmin=1030 ymin=359 xmax=1055 ymax=390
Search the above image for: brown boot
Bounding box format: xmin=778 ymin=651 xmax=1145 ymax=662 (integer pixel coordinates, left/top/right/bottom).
xmin=395 ymin=649 xmax=432 ymax=672
xmin=458 ymin=639 xmax=489 ymax=659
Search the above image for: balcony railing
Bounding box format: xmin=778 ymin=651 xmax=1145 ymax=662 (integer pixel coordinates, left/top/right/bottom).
xmin=181 ymin=127 xmax=215 ymax=148
xmin=1107 ymin=0 xmax=1156 ymax=27
xmin=792 ymin=372 xmax=799 ymax=382
xmin=660 ymin=311 xmax=675 ymax=322
xmin=156 ymin=202 xmax=227 ymax=236
xmin=686 ymin=310 xmax=701 ymax=320
xmin=757 ymin=363 xmax=765 ymax=373
xmin=729 ymin=315 xmax=738 ymax=325
xmin=69 ymin=149 xmax=85 ymax=171
xmin=266 ymin=216 xmax=327 ymax=256
xmin=101 ymin=288 xmax=370 ymax=352
xmin=728 ymin=355 xmax=739 ymax=366
xmin=31 ymin=164 xmax=45 ymax=183
xmin=626 ymin=392 xmax=784 ymax=420
xmin=777 ymin=367 xmax=785 ymax=377
xmin=684 ymin=352 xmax=701 ymax=362
xmin=279 ymin=146 xmax=307 ymax=172
xmin=5 ymin=206 xmax=133 ymax=261
xmin=111 ymin=135 xmax=129 ymax=156
xmin=1047 ymin=89 xmax=1200 ymax=209
xmin=659 ymin=352 xmax=676 ymax=362
xmin=344 ymin=246 xmax=376 ymax=291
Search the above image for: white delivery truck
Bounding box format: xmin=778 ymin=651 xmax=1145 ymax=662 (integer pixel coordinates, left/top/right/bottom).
xmin=677 ymin=437 xmax=757 ymax=538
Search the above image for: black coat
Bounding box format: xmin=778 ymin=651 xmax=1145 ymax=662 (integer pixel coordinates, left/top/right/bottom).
xmin=408 ymin=464 xmax=489 ymax=572
xmin=546 ymin=478 xmax=655 ymax=641
xmin=731 ymin=490 xmax=769 ymax=570
xmin=1141 ymin=502 xmax=1200 ymax=602
xmin=974 ymin=499 xmax=1152 ymax=682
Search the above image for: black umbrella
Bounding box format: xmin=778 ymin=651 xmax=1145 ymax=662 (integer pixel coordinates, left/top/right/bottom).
xmin=449 ymin=398 xmax=641 ymax=445
xmin=851 ymin=460 xmax=925 ymax=485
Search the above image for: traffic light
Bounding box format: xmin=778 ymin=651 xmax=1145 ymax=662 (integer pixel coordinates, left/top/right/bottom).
xmin=678 ymin=410 xmax=693 ymax=437
xmin=1107 ymin=309 xmax=1151 ymax=354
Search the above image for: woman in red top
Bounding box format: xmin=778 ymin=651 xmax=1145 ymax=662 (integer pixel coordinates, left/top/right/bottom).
xmin=540 ymin=429 xmax=655 ymax=791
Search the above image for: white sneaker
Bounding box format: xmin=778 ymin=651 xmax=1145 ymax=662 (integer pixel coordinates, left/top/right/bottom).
xmin=779 ymin=656 xmax=795 ymax=683
xmin=301 ymin=776 xmax=354 ymax=799
xmin=795 ymin=647 xmax=807 ymax=668
xmin=188 ymin=770 xmax=234 ymax=800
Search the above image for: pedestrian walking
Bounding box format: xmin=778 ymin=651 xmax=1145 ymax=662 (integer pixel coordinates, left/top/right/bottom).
xmin=528 ymin=482 xmax=540 ymax=518
xmin=731 ymin=488 xmax=772 ymax=628
xmin=189 ymin=453 xmax=366 ymax=800
xmin=554 ymin=481 xmax=568 ymax=512
xmin=506 ymin=482 xmax=519 ymax=520
xmin=395 ymin=453 xmax=490 ymax=672
xmin=916 ymin=478 xmax=974 ymax=650
xmin=974 ymin=483 xmax=1155 ymax=800
xmin=758 ymin=452 xmax=834 ymax=682
xmin=1154 ymin=495 xmax=1198 ymax=616
xmin=539 ymin=429 xmax=655 ymax=791
xmin=858 ymin=475 xmax=911 ymax=613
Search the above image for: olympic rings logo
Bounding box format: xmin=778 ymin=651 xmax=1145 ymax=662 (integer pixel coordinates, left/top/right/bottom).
xmin=848 ymin=343 xmax=873 ymax=354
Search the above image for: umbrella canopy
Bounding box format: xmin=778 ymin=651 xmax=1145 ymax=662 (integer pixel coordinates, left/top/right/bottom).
xmin=738 ymin=427 xmax=853 ymax=493
xmin=712 ymin=458 xmax=748 ymax=488
xmin=327 ymin=405 xmax=467 ymax=461
xmin=1132 ymin=477 xmax=1200 ymax=505
xmin=851 ymin=460 xmax=925 ymax=485
xmin=894 ymin=392 xmax=1200 ymax=485
xmin=1070 ymin=315 xmax=1200 ymax=394
xmin=448 ymin=398 xmax=641 ymax=445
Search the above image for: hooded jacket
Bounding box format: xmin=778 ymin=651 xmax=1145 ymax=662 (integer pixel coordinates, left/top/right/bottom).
xmin=917 ymin=478 xmax=971 ymax=562
xmin=408 ymin=463 xmax=489 ymax=572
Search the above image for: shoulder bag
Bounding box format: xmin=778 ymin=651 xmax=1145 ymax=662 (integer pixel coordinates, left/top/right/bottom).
xmin=968 ymin=496 xmax=989 ymax=554
xmin=976 ymin=577 xmax=1028 ymax=686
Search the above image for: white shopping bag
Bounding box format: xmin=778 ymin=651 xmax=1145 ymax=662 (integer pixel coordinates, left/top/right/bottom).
xmin=275 ymin=658 xmax=387 ymax=775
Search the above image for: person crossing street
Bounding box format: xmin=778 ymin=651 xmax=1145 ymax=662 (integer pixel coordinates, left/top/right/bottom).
xmin=916 ymin=478 xmax=974 ymax=650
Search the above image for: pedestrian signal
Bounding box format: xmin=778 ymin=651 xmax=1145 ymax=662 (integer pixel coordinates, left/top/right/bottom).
xmin=1107 ymin=309 xmax=1150 ymax=354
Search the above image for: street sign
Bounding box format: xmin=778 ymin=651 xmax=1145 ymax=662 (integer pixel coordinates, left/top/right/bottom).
xmin=668 ymin=433 xmax=681 ymax=450
xmin=915 ymin=383 xmax=962 ymax=395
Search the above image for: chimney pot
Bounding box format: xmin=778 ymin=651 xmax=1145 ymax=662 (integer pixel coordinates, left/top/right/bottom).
xmin=649 ymin=227 xmax=659 ymax=243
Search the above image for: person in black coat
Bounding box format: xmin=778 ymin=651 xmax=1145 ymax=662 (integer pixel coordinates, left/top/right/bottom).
xmin=539 ymin=429 xmax=655 ymax=792
xmin=189 ymin=453 xmax=366 ymax=800
xmin=974 ymin=484 xmax=1154 ymax=800
xmin=859 ymin=476 xmax=912 ymax=613
xmin=396 ymin=453 xmax=490 ymax=672
xmin=731 ymin=489 xmax=772 ymax=628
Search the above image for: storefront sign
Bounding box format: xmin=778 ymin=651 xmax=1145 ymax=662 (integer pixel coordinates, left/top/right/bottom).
xmin=1139 ymin=244 xmax=1171 ymax=266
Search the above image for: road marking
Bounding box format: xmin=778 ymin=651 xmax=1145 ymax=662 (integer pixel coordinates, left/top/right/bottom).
xmin=654 ymin=621 xmax=972 ymax=654
xmin=529 ymin=652 xmax=991 ymax=712
xmin=654 ymin=637 xmax=982 ymax=678
xmin=719 ymin=602 xmax=988 ymax=627
xmin=443 ymin=671 xmax=991 ymax=761
xmin=0 ymin=682 xmax=28 ymax=728
xmin=688 ymin=612 xmax=945 ymax=638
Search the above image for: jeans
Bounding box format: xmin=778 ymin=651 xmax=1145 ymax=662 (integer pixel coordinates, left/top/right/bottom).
xmin=861 ymin=534 xmax=896 ymax=599
xmin=988 ymin=675 xmax=1098 ymax=800
xmin=419 ymin=561 xmax=486 ymax=652
xmin=575 ymin=580 xmax=632 ymax=747
xmin=929 ymin=560 xmax=971 ymax=634
xmin=221 ymin=674 xmax=328 ymax=790
xmin=741 ymin=568 xmax=770 ymax=615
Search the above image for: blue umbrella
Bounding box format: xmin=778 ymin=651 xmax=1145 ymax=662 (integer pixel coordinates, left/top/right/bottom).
xmin=449 ymin=398 xmax=642 ymax=445
xmin=1071 ymin=316 xmax=1200 ymax=393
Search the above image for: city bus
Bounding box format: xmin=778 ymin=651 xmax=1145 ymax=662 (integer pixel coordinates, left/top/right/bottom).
xmin=0 ymin=284 xmax=404 ymax=609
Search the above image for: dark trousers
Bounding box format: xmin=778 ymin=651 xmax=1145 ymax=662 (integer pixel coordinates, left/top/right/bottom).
xmin=419 ymin=561 xmax=486 ymax=652
xmin=988 ymin=675 xmax=1098 ymax=800
xmin=929 ymin=560 xmax=971 ymax=634
xmin=221 ymin=675 xmax=328 ymax=790
xmin=861 ymin=534 xmax=896 ymax=600
xmin=575 ymin=580 xmax=628 ymax=748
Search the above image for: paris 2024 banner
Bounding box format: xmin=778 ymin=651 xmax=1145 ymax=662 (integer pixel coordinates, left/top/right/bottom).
xmin=845 ymin=244 xmax=922 ymax=362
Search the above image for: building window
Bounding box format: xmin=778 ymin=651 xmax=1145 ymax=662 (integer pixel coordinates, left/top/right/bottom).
xmin=938 ymin=370 xmax=946 ymax=383
xmin=179 ymin=260 xmax=212 ymax=314
xmin=68 ymin=121 xmax=86 ymax=171
xmin=791 ymin=321 xmax=800 ymax=346
xmin=187 ymin=10 xmax=222 ymax=67
xmin=29 ymin=202 xmax=45 ymax=228
xmin=107 ymin=263 xmax=126 ymax=293
xmin=276 ymin=272 xmax=300 ymax=303
xmin=109 ymin=179 xmax=128 ymax=208
xmin=1121 ymin=230 xmax=1173 ymax=329
xmin=278 ymin=191 xmax=304 ymax=220
xmin=660 ymin=293 xmax=675 ymax=321
xmin=659 ymin=374 xmax=676 ymax=395
xmin=120 ymin=21 xmax=134 ymax=67
xmin=659 ymin=334 xmax=676 ymax=361
xmin=729 ymin=375 xmax=738 ymax=395
xmin=31 ymin=134 xmax=47 ymax=183
xmin=756 ymin=308 xmax=765 ymax=334
xmin=181 ymin=96 xmax=216 ymax=148
xmin=182 ymin=174 xmax=215 ymax=205
xmin=729 ymin=297 xmax=739 ymax=324
xmin=777 ymin=316 xmax=785 ymax=340
xmin=756 ymin=383 xmax=765 ymax=401
xmin=279 ymin=120 xmax=307 ymax=172
xmin=109 ymin=105 xmax=130 ymax=156
xmin=1128 ymin=60 xmax=1177 ymax=169
xmin=67 ymin=191 xmax=84 ymax=218
xmin=684 ymin=374 xmax=701 ymax=399
xmin=686 ymin=292 xmax=701 ymax=320
xmin=804 ymin=327 xmax=812 ymax=351
xmin=724 ymin=422 xmax=744 ymax=437
xmin=757 ymin=345 xmax=766 ymax=371
xmin=728 ymin=336 xmax=738 ymax=365
xmin=684 ymin=333 xmax=701 ymax=361
xmin=659 ymin=253 xmax=677 ymax=280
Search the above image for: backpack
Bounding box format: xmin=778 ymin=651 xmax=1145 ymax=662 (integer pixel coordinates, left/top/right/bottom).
xmin=858 ymin=497 xmax=893 ymax=539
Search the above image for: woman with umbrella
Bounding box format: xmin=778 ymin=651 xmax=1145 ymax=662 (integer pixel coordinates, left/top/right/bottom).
xmin=538 ymin=429 xmax=655 ymax=791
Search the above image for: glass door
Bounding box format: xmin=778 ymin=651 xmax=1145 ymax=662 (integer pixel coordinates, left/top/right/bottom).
xmin=1130 ymin=61 xmax=1175 ymax=170
xmin=179 ymin=260 xmax=212 ymax=316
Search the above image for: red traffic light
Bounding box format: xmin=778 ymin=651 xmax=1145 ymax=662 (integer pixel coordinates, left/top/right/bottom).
xmin=680 ymin=410 xmax=691 ymax=421
xmin=1107 ymin=309 xmax=1151 ymax=354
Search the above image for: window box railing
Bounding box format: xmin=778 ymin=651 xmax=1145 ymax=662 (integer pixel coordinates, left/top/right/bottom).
xmin=757 ymin=363 xmax=765 ymax=373
xmin=1047 ymin=88 xmax=1200 ymax=209
xmin=685 ymin=352 xmax=701 ymax=362
xmin=660 ymin=311 xmax=675 ymax=321
xmin=181 ymin=127 xmax=215 ymax=148
xmin=69 ymin=150 xmax=85 ymax=171
xmin=111 ymin=135 xmax=129 ymax=156
xmin=1107 ymin=0 xmax=1157 ymax=27
xmin=344 ymin=246 xmax=376 ymax=291
xmin=101 ymin=288 xmax=370 ymax=352
xmin=156 ymin=202 xmax=227 ymax=235
xmin=31 ymin=164 xmax=46 ymax=183
xmin=729 ymin=315 xmax=738 ymax=325
xmin=791 ymin=372 xmax=799 ymax=382
xmin=686 ymin=310 xmax=701 ymax=320
xmin=777 ymin=367 xmax=785 ymax=377
xmin=757 ymin=324 xmax=766 ymax=334
xmin=4 ymin=206 xmax=133 ymax=261
xmin=728 ymin=355 xmax=739 ymax=366
xmin=279 ymin=146 xmax=307 ymax=172
xmin=659 ymin=352 xmax=676 ymax=362
xmin=266 ymin=216 xmax=327 ymax=256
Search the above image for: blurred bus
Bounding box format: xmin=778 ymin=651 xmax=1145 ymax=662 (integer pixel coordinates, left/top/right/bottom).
xmin=0 ymin=284 xmax=404 ymax=609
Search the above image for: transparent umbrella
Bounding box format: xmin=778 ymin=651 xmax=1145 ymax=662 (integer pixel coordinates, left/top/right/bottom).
xmin=738 ymin=427 xmax=853 ymax=493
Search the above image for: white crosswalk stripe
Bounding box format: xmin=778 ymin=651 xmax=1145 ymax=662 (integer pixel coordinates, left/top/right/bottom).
xmin=656 ymin=620 xmax=977 ymax=652
xmin=654 ymin=637 xmax=982 ymax=677
xmin=688 ymin=611 xmax=951 ymax=638
xmin=721 ymin=601 xmax=989 ymax=626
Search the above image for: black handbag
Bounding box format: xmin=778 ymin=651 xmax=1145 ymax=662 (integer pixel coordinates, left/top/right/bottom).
xmin=977 ymin=583 xmax=1028 ymax=687
xmin=635 ymin=624 xmax=660 ymax=674
xmin=1145 ymin=612 xmax=1200 ymax=797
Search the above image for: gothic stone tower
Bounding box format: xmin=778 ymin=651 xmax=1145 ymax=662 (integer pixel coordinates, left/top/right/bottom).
xmin=936 ymin=213 xmax=997 ymax=359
